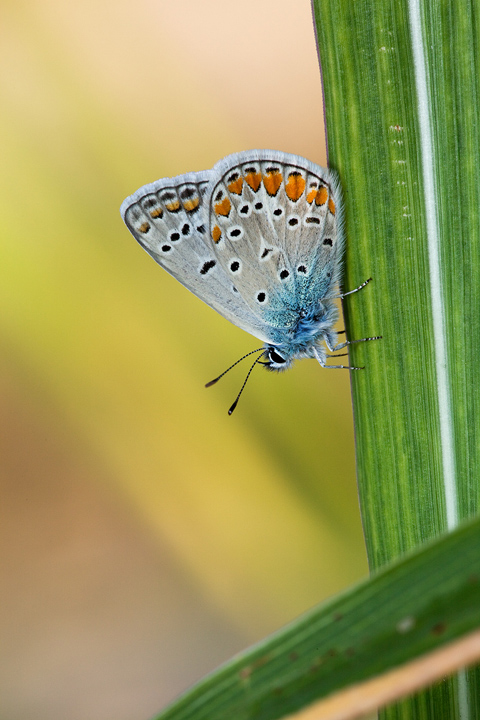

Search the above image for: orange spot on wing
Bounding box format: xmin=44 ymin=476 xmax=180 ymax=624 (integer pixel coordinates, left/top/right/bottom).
xmin=245 ymin=171 xmax=262 ymax=192
xmin=139 ymin=222 xmax=150 ymax=233
xmin=285 ymin=172 xmax=306 ymax=201
xmin=165 ymin=200 xmax=180 ymax=213
xmin=183 ymin=197 xmax=200 ymax=212
xmin=315 ymin=186 xmax=328 ymax=206
xmin=214 ymin=197 xmax=231 ymax=217
xmin=263 ymin=170 xmax=283 ymax=196
xmin=212 ymin=225 xmax=222 ymax=243
xmin=149 ymin=207 xmax=163 ymax=219
xmin=328 ymin=197 xmax=336 ymax=214
xmin=228 ymin=177 xmax=243 ymax=195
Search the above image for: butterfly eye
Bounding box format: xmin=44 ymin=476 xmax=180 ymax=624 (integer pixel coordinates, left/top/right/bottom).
xmin=268 ymin=348 xmax=286 ymax=365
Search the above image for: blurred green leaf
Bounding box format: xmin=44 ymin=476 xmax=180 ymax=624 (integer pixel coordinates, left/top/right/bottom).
xmin=153 ymin=517 xmax=480 ymax=720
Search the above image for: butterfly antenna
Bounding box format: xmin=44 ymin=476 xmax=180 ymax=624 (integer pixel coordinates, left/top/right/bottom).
xmin=205 ymin=348 xmax=265 ymax=388
xmin=228 ymin=352 xmax=267 ymax=415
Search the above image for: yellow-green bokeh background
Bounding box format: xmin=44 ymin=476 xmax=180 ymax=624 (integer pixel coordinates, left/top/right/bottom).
xmin=1 ymin=1 xmax=368 ymax=718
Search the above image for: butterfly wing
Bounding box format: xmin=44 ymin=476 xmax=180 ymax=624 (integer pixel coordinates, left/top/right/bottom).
xmin=205 ymin=150 xmax=343 ymax=338
xmin=120 ymin=170 xmax=272 ymax=341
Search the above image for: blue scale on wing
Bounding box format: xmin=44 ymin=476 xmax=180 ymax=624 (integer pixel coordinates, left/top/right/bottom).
xmin=269 ymin=161 xmax=343 ymax=308
xmin=120 ymin=170 xmax=272 ymax=342
xmin=208 ymin=171 xmax=299 ymax=331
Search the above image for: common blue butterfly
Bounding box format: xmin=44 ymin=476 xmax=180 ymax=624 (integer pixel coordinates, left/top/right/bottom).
xmin=121 ymin=150 xmax=380 ymax=413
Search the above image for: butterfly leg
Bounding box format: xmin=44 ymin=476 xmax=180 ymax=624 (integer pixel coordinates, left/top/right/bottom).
xmin=328 ymin=278 xmax=382 ymax=349
xmin=328 ymin=277 xmax=372 ymax=301
xmin=313 ymin=347 xmax=364 ymax=370
xmin=340 ymin=277 xmax=372 ymax=298
xmin=330 ymin=335 xmax=383 ymax=352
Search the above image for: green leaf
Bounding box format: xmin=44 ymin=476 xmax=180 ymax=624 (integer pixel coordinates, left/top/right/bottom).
xmin=153 ymin=517 xmax=480 ymax=720
xmin=312 ymin=0 xmax=480 ymax=715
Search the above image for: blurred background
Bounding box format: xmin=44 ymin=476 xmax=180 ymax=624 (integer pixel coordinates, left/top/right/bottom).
xmin=0 ymin=1 xmax=370 ymax=718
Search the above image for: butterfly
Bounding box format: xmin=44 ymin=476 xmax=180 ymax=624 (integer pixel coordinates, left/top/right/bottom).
xmin=120 ymin=150 xmax=380 ymax=413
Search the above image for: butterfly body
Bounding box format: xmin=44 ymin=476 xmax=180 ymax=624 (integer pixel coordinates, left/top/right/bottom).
xmin=260 ymin=300 xmax=340 ymax=371
xmin=121 ymin=150 xmax=350 ymax=372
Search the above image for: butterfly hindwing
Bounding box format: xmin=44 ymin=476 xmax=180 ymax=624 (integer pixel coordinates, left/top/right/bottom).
xmin=205 ymin=150 xmax=343 ymax=332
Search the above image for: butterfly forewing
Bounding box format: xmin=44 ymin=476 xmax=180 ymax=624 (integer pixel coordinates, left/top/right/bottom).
xmin=120 ymin=170 xmax=272 ymax=342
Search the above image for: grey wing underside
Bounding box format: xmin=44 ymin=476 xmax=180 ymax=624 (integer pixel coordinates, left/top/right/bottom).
xmin=204 ymin=150 xmax=344 ymax=333
xmin=120 ymin=169 xmax=272 ymax=343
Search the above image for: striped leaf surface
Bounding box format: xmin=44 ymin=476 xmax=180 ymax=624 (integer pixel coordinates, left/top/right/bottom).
xmin=312 ymin=0 xmax=480 ymax=716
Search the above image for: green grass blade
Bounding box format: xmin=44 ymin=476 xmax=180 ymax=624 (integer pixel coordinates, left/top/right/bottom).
xmin=312 ymin=0 xmax=480 ymax=715
xmin=152 ymin=517 xmax=480 ymax=720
